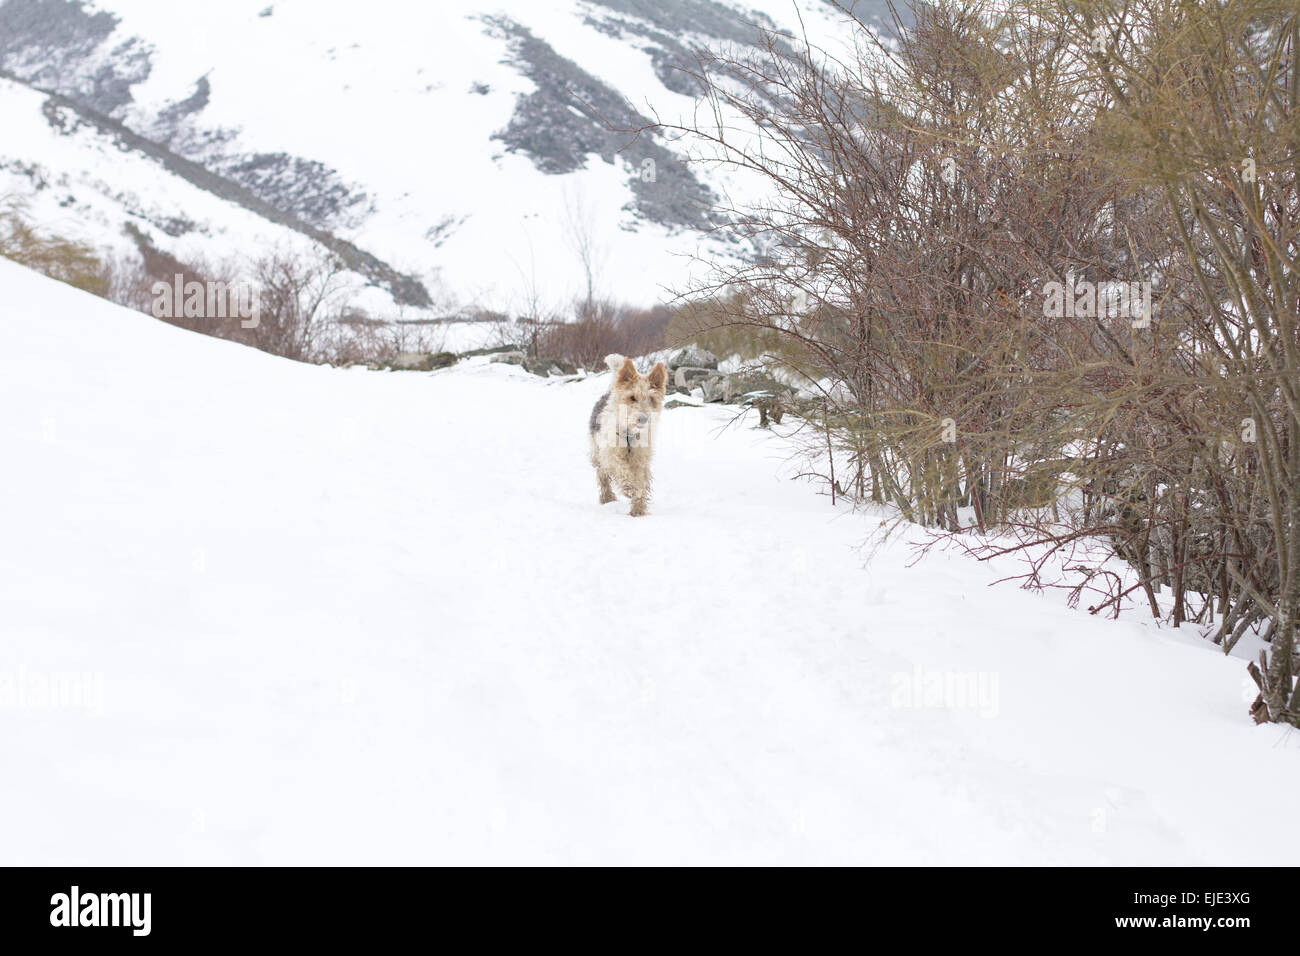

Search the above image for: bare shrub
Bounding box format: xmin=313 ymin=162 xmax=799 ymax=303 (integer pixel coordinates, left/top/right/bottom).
xmin=248 ymin=250 xmax=356 ymax=362
xmin=109 ymin=225 xmax=359 ymax=364
xmin=104 ymin=251 xmax=156 ymax=313
xmin=113 ymin=223 xmax=252 ymax=342
xmin=648 ymin=0 xmax=1300 ymax=725
xmin=530 ymin=299 xmax=672 ymax=368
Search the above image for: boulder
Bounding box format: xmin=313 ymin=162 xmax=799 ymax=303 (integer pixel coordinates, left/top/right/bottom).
xmin=463 ymin=344 xmax=522 ymax=358
xmin=667 ymin=347 xmax=719 ymax=371
xmin=700 ymin=375 xmax=729 ymax=403
xmin=391 ymin=351 xmax=457 ymax=371
xmin=673 ymin=366 xmax=716 ymax=389
xmin=522 ymin=356 xmax=577 ymax=377
xmin=490 ymin=350 xmax=526 ymax=365
xmin=722 ymin=371 xmax=792 ymax=404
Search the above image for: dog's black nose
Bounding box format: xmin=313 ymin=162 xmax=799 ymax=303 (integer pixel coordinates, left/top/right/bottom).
xmin=637 ymin=415 xmax=649 ymax=425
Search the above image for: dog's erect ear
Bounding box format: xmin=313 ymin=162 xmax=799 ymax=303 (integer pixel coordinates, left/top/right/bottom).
xmin=647 ymin=361 xmax=667 ymax=392
xmin=616 ymin=356 xmax=638 ymax=386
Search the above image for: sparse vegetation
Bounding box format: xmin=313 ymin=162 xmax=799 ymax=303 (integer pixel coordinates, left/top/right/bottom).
xmin=654 ymin=0 xmax=1300 ymax=724
xmin=525 ymin=299 xmax=673 ymax=369
xmin=0 ymin=197 xmax=110 ymax=296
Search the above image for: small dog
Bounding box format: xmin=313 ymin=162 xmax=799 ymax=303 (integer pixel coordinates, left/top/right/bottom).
xmin=589 ymin=354 xmax=667 ymax=516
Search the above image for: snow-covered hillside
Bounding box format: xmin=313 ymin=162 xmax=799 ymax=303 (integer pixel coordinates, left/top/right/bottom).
xmin=0 ymin=0 xmax=890 ymax=313
xmin=2 ymin=258 xmax=1296 ymax=865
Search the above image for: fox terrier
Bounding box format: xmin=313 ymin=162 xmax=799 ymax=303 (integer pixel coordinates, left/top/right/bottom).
xmin=589 ymin=354 xmax=667 ymax=516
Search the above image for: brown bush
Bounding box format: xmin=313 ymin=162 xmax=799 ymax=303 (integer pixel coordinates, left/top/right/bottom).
xmin=111 ymin=223 xmax=359 ymax=363
xmin=653 ymin=0 xmax=1300 ymax=725
xmin=529 ymin=299 xmax=672 ymax=367
xmin=0 ymin=198 xmax=109 ymax=296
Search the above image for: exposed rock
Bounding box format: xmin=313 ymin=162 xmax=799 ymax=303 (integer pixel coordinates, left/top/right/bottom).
xmin=481 ymin=15 xmax=719 ymax=232
xmin=391 ymin=351 xmax=457 ymax=371
xmin=522 ymin=356 xmax=577 ymax=377
xmin=667 ymin=347 xmax=718 ymax=370
xmin=462 ymin=344 xmax=520 ymax=358
xmin=490 ymin=350 xmax=526 ymax=365
xmin=32 ymin=91 xmax=431 ymax=307
xmin=722 ymin=371 xmax=791 ymax=404
xmin=700 ymin=375 xmax=729 ymax=403
xmin=673 ymin=365 xmax=716 ymax=389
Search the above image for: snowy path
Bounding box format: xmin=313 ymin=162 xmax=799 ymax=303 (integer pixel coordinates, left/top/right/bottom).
xmin=2 ymin=258 xmax=1296 ymax=865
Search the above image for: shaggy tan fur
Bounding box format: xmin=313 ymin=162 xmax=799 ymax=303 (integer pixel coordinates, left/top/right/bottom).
xmin=589 ymin=355 xmax=667 ymax=516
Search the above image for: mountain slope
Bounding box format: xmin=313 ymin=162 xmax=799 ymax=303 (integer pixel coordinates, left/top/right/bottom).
xmin=2 ymin=258 xmax=1295 ymax=864
xmin=0 ymin=0 xmax=895 ymax=311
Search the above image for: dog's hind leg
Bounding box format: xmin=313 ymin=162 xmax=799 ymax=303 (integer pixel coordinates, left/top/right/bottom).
xmin=597 ymin=468 xmax=616 ymax=505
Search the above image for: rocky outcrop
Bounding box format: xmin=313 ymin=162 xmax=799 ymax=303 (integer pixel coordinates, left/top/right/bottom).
xmin=393 ymin=351 xmax=457 ymax=371
xmin=667 ymin=346 xmax=718 ymax=370
xmin=672 ymin=366 xmax=715 ymax=389
xmin=662 ymin=348 xmax=797 ymax=425
xmin=522 ymin=356 xmax=577 ymax=377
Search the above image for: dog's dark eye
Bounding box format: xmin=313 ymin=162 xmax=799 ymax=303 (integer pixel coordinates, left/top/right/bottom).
xmin=629 ymin=396 xmax=637 ymax=403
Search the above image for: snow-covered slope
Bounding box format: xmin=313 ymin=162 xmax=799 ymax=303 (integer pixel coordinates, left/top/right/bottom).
xmin=0 ymin=0 xmax=891 ymax=313
xmin=2 ymin=258 xmax=1296 ymax=865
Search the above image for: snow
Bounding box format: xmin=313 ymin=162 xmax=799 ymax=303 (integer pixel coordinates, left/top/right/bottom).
xmin=0 ymin=76 xmax=315 ymax=260
xmin=2 ymin=257 xmax=1297 ymax=865
xmin=0 ymin=1 xmax=857 ymax=314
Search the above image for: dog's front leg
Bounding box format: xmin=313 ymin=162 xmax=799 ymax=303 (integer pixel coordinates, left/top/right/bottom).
xmin=629 ymin=496 xmax=648 ymax=517
xmin=597 ymin=468 xmax=616 ymax=505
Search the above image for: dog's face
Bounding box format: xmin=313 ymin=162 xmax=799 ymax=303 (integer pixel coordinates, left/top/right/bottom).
xmin=610 ymin=357 xmax=667 ymax=446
